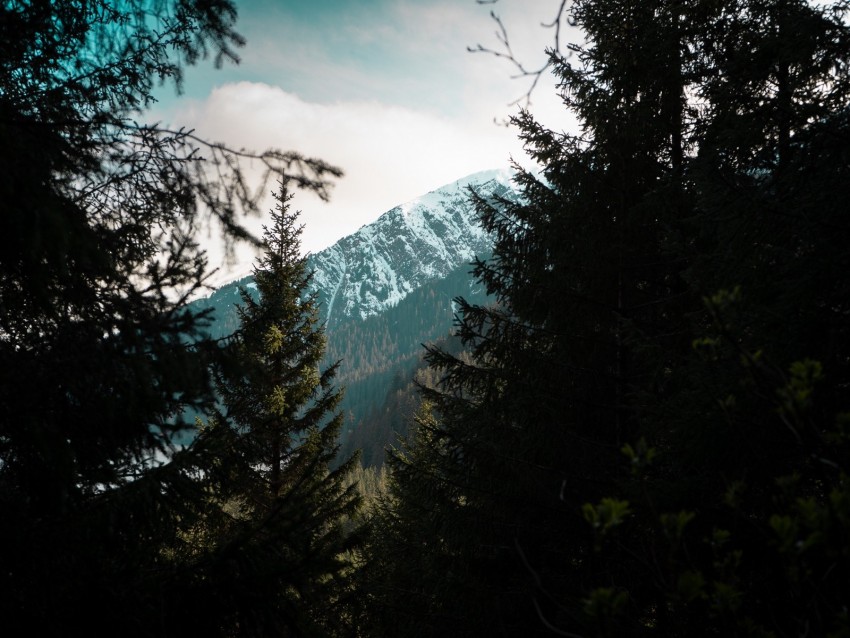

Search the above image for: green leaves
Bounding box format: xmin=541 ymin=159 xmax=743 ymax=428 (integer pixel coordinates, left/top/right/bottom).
xmin=660 ymin=510 xmax=696 ymax=542
xmin=776 ymin=359 xmax=823 ymax=417
xmin=621 ymin=437 xmax=656 ymax=474
xmin=583 ymin=586 xmax=629 ymax=619
xmin=583 ymin=497 xmax=632 ymax=533
xmin=676 ymin=570 xmax=706 ymax=604
xmin=264 ymin=324 xmax=284 ymax=354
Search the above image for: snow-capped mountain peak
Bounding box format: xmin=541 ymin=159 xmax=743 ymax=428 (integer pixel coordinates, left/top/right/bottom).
xmin=306 ymin=168 xmax=517 ymax=327
xmin=397 ymin=168 xmax=512 ymax=218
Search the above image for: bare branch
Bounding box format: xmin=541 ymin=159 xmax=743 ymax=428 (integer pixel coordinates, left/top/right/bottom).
xmin=514 ymin=538 xmax=587 ymax=638
xmin=469 ymin=0 xmax=570 ymax=108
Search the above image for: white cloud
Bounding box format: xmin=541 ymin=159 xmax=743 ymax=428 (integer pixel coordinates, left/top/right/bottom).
xmin=223 ymin=0 xmax=577 ymax=119
xmin=165 ymin=82 xmax=531 ymax=283
xmin=149 ymin=1 xmax=584 ymax=286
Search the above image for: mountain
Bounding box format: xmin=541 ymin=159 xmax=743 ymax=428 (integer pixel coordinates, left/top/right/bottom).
xmin=309 ymin=167 xmax=513 ymax=328
xmin=191 ymin=168 xmax=519 ymax=464
xmin=331 ymin=261 xmax=492 ymax=466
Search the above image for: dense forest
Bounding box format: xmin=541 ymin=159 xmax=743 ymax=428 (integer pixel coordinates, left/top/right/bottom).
xmin=2 ymin=0 xmax=850 ymax=637
xmin=192 ymin=259 xmax=493 ymax=467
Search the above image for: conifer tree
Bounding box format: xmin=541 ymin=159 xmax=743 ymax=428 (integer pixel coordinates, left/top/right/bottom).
xmin=369 ymin=1 xmax=697 ymax=634
xmin=0 ymin=2 xmax=340 ymax=633
xmin=203 ymin=183 xmax=361 ymax=637
xmin=370 ymin=1 xmax=850 ymax=636
xmin=360 ymin=400 xmax=481 ymax=637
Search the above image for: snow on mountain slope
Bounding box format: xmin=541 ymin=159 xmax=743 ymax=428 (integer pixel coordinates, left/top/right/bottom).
xmin=306 ymin=168 xmax=516 ymax=327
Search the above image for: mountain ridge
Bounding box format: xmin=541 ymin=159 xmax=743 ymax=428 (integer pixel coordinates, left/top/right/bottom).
xmin=191 ymin=168 xmax=519 ymax=464
xmin=305 ymin=167 xmax=514 ymax=328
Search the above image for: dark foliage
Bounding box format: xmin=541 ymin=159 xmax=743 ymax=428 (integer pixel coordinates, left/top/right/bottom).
xmin=364 ymin=1 xmax=850 ymax=636
xmin=0 ymin=1 xmax=340 ymax=634
xmin=199 ymin=185 xmax=361 ymax=637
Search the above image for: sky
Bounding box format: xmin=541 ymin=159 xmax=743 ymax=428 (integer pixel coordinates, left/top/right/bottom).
xmin=150 ymin=0 xmax=581 ymax=284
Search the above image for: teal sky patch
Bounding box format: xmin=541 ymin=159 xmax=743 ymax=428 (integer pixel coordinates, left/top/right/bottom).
xmin=154 ymin=0 xmax=477 ymax=117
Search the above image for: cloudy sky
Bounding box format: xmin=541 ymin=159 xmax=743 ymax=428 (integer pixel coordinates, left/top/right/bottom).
xmin=151 ymin=0 xmax=580 ymax=282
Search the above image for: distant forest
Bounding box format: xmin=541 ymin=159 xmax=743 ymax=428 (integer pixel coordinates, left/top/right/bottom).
xmin=193 ymin=260 xmax=493 ymax=468
xmin=3 ymin=1 xmax=850 ymax=637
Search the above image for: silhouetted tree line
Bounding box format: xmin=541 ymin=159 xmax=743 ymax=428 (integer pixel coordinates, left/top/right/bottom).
xmin=191 ymin=258 xmax=493 ymax=468
xmin=4 ymin=0 xmax=850 ymax=636
xmin=359 ymin=0 xmax=850 ymax=636
xmin=0 ymin=2 xmax=354 ymax=636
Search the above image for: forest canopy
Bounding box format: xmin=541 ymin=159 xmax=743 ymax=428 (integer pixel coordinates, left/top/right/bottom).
xmin=361 ymin=0 xmax=850 ymax=636
xmin=3 ymin=0 xmax=850 ymax=636
xmin=0 ymin=1 xmax=349 ymax=635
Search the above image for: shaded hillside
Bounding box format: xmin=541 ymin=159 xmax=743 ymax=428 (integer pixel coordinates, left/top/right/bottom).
xmin=188 ymin=170 xmax=518 ymax=464
xmin=191 ymin=275 xmax=257 ymax=341
xmin=341 ymin=333 xmax=468 ymax=468
xmin=330 ymin=263 xmax=491 ymax=466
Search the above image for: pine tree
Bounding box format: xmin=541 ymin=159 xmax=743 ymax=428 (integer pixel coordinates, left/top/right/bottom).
xmin=369 ymin=0 xmax=850 ymax=636
xmin=0 ymin=2 xmax=340 ymax=634
xmin=639 ymin=2 xmax=850 ymax=633
xmin=359 ymin=399 xmax=486 ymax=637
xmin=369 ymin=1 xmax=697 ymax=634
xmin=202 ymin=183 xmax=362 ymax=637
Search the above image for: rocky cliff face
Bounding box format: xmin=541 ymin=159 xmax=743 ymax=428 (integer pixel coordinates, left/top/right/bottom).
xmin=307 ymin=168 xmax=515 ymax=328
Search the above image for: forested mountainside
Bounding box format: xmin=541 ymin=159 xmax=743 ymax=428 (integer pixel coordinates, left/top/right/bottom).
xmin=8 ymin=2 xmax=850 ymax=636
xmin=191 ymin=170 xmax=515 ymax=463
xmin=331 ymin=263 xmax=490 ymax=466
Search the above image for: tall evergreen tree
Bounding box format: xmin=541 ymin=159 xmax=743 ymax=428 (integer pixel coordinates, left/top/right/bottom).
xmin=638 ymin=2 xmax=850 ymax=634
xmin=0 ymin=2 xmax=340 ymax=634
xmin=367 ymin=1 xmax=850 ymax=636
xmin=202 ymin=184 xmax=361 ymax=637
xmin=366 ymin=0 xmax=697 ymax=634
